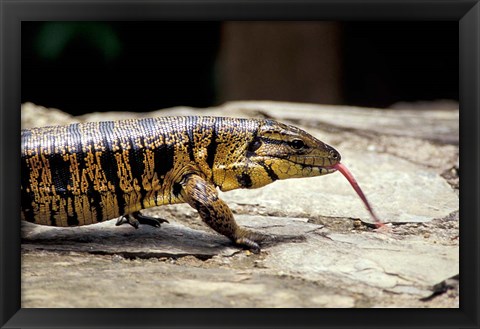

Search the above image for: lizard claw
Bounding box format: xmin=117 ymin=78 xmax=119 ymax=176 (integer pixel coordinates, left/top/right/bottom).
xmin=234 ymin=230 xmax=305 ymax=253
xmin=235 ymin=237 xmax=261 ymax=254
xmin=116 ymin=211 xmax=169 ymax=229
xmin=135 ymin=212 xmax=169 ymax=228
xmin=116 ymin=215 xmax=139 ymax=229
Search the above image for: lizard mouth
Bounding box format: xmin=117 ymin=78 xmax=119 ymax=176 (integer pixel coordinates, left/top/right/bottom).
xmin=318 ymin=165 xmax=338 ymax=174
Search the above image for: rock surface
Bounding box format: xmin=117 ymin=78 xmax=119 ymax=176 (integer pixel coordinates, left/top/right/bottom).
xmin=21 ymin=101 xmax=459 ymax=308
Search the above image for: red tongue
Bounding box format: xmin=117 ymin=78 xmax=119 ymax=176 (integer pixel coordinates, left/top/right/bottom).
xmin=333 ymin=163 xmax=384 ymax=228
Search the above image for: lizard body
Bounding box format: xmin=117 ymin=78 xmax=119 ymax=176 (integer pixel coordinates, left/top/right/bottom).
xmin=21 ymin=116 xmax=341 ymax=251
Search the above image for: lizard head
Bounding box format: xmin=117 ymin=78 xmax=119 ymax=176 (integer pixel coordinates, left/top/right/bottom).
xmin=247 ymin=119 xmax=340 ymax=178
xmin=215 ymin=119 xmax=341 ymax=191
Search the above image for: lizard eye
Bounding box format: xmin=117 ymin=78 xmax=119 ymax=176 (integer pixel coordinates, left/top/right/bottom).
xmin=248 ymin=139 xmax=262 ymax=153
xmin=291 ymin=139 xmax=305 ymax=150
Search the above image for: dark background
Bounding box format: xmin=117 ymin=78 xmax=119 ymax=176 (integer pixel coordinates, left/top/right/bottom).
xmin=22 ymin=21 xmax=458 ymax=115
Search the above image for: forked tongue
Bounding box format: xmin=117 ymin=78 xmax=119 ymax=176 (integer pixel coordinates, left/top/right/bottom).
xmin=333 ymin=163 xmax=384 ymax=228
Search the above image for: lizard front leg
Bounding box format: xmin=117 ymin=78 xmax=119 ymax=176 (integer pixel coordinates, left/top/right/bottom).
xmin=180 ymin=173 xmax=268 ymax=253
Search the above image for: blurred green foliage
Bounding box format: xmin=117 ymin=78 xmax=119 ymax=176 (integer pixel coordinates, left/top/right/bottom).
xmin=35 ymin=22 xmax=122 ymax=61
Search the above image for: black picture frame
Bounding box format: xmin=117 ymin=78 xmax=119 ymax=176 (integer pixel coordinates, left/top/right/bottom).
xmin=1 ymin=0 xmax=478 ymax=328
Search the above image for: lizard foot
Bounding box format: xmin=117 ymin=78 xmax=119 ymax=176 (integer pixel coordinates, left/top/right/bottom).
xmin=235 ymin=237 xmax=261 ymax=254
xmin=234 ymin=229 xmax=306 ymax=253
xmin=116 ymin=211 xmax=169 ymax=229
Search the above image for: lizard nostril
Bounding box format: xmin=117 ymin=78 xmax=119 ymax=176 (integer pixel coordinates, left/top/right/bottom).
xmin=329 ymin=149 xmax=340 ymax=161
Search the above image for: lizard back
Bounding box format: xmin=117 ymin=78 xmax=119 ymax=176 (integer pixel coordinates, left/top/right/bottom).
xmin=21 ymin=116 xmax=260 ymax=226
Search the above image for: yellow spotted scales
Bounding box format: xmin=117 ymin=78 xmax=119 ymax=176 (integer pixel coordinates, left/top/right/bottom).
xmin=21 ymin=116 xmax=343 ymax=252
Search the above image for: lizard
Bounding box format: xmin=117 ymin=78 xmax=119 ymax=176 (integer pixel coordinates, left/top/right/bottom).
xmin=21 ymin=116 xmax=376 ymax=253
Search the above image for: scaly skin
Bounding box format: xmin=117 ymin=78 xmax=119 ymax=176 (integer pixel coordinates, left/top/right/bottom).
xmin=21 ymin=116 xmax=341 ymax=251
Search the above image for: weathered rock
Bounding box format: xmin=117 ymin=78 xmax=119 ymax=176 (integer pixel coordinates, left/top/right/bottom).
xmin=22 ymin=220 xmax=237 ymax=259
xmin=222 ymin=100 xmax=459 ymax=144
xmin=265 ymin=231 xmax=459 ymax=298
xmin=22 ymin=102 xmax=79 ymax=128
xmin=22 ymin=215 xmax=319 ymax=259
